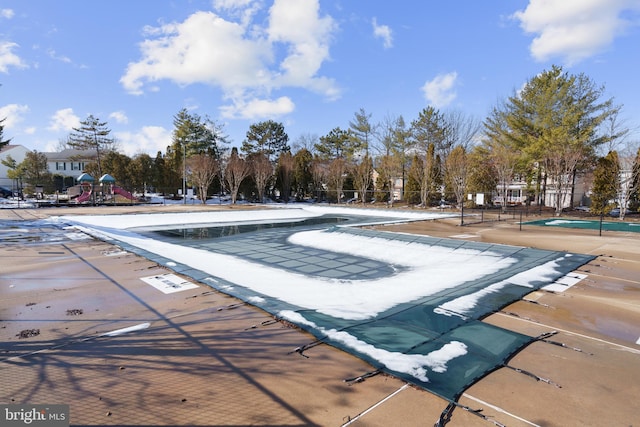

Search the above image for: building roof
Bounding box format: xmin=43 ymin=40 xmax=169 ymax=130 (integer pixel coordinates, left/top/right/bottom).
xmin=44 ymin=149 xmax=98 ymax=161
xmin=0 ymin=144 xmax=28 ymax=155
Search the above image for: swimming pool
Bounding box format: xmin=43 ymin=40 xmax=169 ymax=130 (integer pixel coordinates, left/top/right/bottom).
xmin=56 ymin=206 xmax=594 ymax=402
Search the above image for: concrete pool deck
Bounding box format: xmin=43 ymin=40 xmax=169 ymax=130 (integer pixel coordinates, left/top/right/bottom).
xmin=1 ymin=205 xmax=640 ymax=426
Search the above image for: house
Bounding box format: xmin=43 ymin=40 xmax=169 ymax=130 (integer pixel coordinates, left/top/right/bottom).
xmin=44 ymin=148 xmax=98 ymax=178
xmin=0 ymin=144 xmax=30 ymax=188
xmin=494 ymin=171 xmax=591 ymax=210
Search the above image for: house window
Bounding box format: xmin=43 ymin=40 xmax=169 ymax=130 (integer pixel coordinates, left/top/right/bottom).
xmin=507 ymin=189 xmax=521 ymax=202
xmin=56 ymin=162 xmax=66 ymax=171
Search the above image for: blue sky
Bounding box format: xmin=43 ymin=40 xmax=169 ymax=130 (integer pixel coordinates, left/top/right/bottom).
xmin=1 ymin=0 xmax=639 ymax=156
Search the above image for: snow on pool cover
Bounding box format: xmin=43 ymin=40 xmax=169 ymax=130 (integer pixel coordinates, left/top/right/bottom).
xmin=54 ymin=206 xmax=594 ymax=402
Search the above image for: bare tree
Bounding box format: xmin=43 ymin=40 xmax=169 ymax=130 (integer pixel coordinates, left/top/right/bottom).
xmin=352 ymin=154 xmax=374 ymax=203
xmin=483 ymin=103 xmax=520 ymax=210
xmin=601 ymin=105 xmax=632 ymax=155
xmin=223 ymin=149 xmax=250 ymax=204
xmin=445 ymin=145 xmax=468 ymax=208
xmin=492 ymin=142 xmax=520 ymax=210
xmin=311 ymin=159 xmax=327 ymax=201
xmin=615 ymin=144 xmax=640 ymax=220
xmin=249 ymin=152 xmax=273 ymax=203
xmin=292 ymin=132 xmax=319 ymax=154
xmin=188 ymin=153 xmax=219 ymax=204
xmin=327 ymin=157 xmax=347 ymax=203
xmin=375 ymin=114 xmax=408 ymax=203
xmin=443 ymin=109 xmax=481 ymax=155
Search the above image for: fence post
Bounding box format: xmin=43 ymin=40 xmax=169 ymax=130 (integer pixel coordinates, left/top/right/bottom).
xmin=519 ymin=210 xmax=523 ymax=231
xmin=599 ymin=213 xmax=603 ymax=236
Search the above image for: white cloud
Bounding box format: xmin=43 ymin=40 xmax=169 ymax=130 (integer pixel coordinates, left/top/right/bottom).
xmin=46 ymin=49 xmax=72 ymax=64
xmin=213 ymin=0 xmax=261 ymax=27
xmin=513 ymin=0 xmax=640 ymax=65
xmin=213 ymin=0 xmax=255 ymax=9
xmin=1 ymin=9 xmax=14 ymax=19
xmin=219 ymin=95 xmax=294 ymax=119
xmin=372 ymin=17 xmax=393 ymax=49
xmin=267 ymin=0 xmax=338 ymax=92
xmin=115 ymin=126 xmax=172 ymax=157
xmin=109 ymin=110 xmax=128 ymax=124
xmin=0 ymin=104 xmax=29 ymax=129
xmin=0 ymin=41 xmax=27 ymax=73
xmin=421 ymin=72 xmax=458 ymax=108
xmin=47 ymin=108 xmax=80 ymax=132
xmin=121 ymin=11 xmax=272 ymax=95
xmin=121 ymin=0 xmax=339 ymax=119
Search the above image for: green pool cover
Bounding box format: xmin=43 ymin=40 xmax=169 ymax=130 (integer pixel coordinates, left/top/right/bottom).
xmin=525 ymin=218 xmax=640 ymax=233
xmin=63 ymin=212 xmax=595 ymax=403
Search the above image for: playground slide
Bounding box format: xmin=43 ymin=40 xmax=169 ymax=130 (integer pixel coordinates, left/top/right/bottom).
xmin=113 ymin=186 xmax=135 ymax=200
xmin=76 ymin=189 xmax=91 ymax=203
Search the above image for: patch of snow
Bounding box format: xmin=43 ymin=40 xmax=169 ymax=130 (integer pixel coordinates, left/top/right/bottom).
xmin=279 ymin=310 xmax=467 ymax=381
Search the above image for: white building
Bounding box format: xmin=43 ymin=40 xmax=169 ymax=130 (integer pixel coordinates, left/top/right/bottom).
xmin=44 ymin=149 xmax=97 ymax=178
xmin=0 ymin=144 xmax=30 ymax=188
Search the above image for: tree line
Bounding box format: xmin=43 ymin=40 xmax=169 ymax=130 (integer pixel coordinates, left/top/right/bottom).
xmin=2 ymin=65 xmax=639 ymax=216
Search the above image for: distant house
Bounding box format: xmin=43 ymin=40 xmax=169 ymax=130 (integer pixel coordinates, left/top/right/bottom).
xmin=0 ymin=144 xmax=30 ymax=188
xmin=494 ymin=172 xmax=591 ymax=210
xmin=44 ymin=149 xmax=98 ymax=178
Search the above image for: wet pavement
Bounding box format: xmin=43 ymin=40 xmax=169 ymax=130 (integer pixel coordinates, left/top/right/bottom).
xmin=1 ymin=206 xmax=640 ymax=426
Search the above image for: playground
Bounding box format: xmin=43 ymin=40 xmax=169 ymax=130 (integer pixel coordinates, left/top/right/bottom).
xmin=72 ymin=172 xmax=136 ymax=204
xmin=1 ymin=205 xmax=639 ymax=426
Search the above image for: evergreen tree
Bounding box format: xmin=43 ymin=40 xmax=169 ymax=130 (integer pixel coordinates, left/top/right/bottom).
xmin=411 ymin=107 xmax=447 ymax=156
xmin=101 ymin=151 xmax=133 ymax=189
xmin=21 ymin=151 xmax=52 ymax=191
xmin=241 ymin=120 xmax=290 ymax=161
xmin=349 ymin=107 xmax=376 ymax=155
xmin=495 ymin=65 xmax=615 ymax=214
xmin=275 ymin=151 xmax=294 ymax=202
xmin=130 ymin=153 xmax=154 ymax=195
xmin=292 ymin=148 xmax=313 ymax=200
xmin=466 ymin=144 xmax=498 ymax=205
xmin=0 ymin=117 xmax=11 ymax=150
xmin=374 ymin=159 xmax=392 ymax=203
xmin=591 ymin=151 xmax=620 ymax=215
xmin=169 ymin=108 xmax=228 ymax=194
xmin=68 ymin=115 xmax=115 ymax=177
xmin=315 ymin=127 xmax=355 ymax=160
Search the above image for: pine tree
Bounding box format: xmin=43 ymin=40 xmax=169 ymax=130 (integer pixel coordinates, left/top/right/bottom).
xmin=0 ymin=117 xmax=11 ymax=150
xmin=241 ymin=120 xmax=290 ymax=161
xmin=496 ymin=65 xmax=615 ymax=214
xmin=591 ymin=151 xmax=620 ymax=215
xmin=68 ymin=115 xmax=114 ymax=177
xmin=349 ymin=108 xmax=375 ymax=155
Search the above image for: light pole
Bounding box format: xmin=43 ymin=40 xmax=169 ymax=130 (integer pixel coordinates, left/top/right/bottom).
xmin=183 ymin=142 xmax=186 ymax=205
